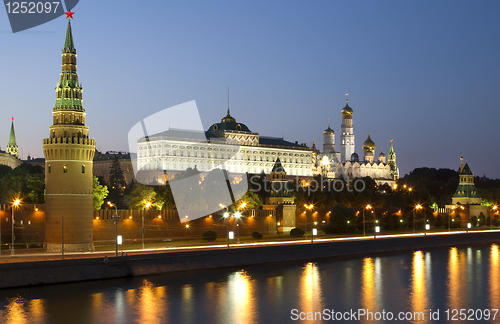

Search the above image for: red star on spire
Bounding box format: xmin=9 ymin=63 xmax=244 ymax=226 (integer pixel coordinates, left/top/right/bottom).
xmin=11 ymin=117 xmax=14 ymax=121
xmin=65 ymin=10 xmax=74 ymax=19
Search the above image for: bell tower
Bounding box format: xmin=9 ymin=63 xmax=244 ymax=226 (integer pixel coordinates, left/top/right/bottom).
xmin=42 ymin=19 xmax=96 ymax=252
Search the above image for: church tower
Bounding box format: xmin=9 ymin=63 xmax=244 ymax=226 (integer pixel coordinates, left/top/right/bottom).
xmin=42 ymin=20 xmax=96 ymax=252
xmin=323 ymin=120 xmax=335 ymax=154
xmin=388 ymin=139 xmax=399 ymax=180
xmin=6 ymin=117 xmax=18 ymax=158
xmin=362 ymin=133 xmax=375 ymax=163
xmin=340 ymin=98 xmax=355 ymax=162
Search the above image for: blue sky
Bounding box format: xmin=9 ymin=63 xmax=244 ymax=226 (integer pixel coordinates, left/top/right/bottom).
xmin=1 ymin=1 xmax=500 ymax=177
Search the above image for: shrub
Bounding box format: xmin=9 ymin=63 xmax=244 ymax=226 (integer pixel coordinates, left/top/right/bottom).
xmin=323 ymin=225 xmax=335 ymax=234
xmin=252 ymin=232 xmax=263 ymax=239
xmin=290 ymin=228 xmax=305 ymax=237
xmin=202 ymin=230 xmax=217 ymax=242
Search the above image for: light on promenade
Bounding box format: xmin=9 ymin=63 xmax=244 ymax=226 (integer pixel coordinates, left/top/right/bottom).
xmin=108 ymin=201 xmax=119 ymax=257
xmin=11 ymin=199 xmax=20 ymax=255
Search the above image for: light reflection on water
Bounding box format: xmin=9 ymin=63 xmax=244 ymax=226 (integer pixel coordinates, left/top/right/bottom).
xmin=0 ymin=243 xmax=499 ymax=324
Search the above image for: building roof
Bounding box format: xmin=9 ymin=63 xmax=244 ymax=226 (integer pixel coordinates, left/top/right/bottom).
xmin=63 ymin=20 xmax=75 ymax=54
xmin=458 ymin=162 xmax=473 ymax=175
xmin=341 ymin=100 xmax=353 ymax=116
xmin=362 ymin=133 xmax=375 ymax=150
xmin=271 ymin=157 xmax=285 ymax=173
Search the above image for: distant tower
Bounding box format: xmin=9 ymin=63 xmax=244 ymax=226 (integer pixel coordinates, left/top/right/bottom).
xmin=42 ymin=20 xmax=96 ymax=252
xmin=340 ymin=96 xmax=355 ymax=162
xmin=378 ymin=146 xmax=386 ymax=163
xmin=362 ymin=133 xmax=375 ymax=163
xmin=452 ymin=156 xmax=481 ymax=205
xmin=6 ymin=117 xmax=18 ymax=158
xmin=388 ymin=139 xmax=399 ymax=179
xmin=323 ymin=119 xmax=335 ymax=154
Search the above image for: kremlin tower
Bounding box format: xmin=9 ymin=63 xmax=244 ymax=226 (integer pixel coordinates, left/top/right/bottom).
xmin=6 ymin=118 xmax=18 ymax=158
xmin=42 ymin=19 xmax=96 ymax=252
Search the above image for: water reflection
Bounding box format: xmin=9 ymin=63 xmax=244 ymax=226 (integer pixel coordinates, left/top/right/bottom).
xmin=136 ymin=279 xmax=167 ymax=323
xmin=360 ymin=257 xmax=379 ymax=314
xmin=410 ymin=251 xmax=428 ymax=321
xmin=297 ymin=262 xmax=324 ymax=322
xmin=447 ymin=247 xmax=468 ymax=310
xmin=1 ymin=297 xmax=45 ymax=324
xmin=489 ymin=244 xmax=500 ymax=308
xmin=226 ymin=270 xmax=256 ymax=324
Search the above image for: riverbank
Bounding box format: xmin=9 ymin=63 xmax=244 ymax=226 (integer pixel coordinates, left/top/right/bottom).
xmin=1 ymin=231 xmax=499 ymax=289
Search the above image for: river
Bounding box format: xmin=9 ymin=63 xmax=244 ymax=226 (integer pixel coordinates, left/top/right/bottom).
xmin=0 ymin=243 xmax=499 ymax=323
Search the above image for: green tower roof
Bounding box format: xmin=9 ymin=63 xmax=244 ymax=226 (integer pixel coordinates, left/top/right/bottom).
xmin=63 ymin=20 xmax=75 ymax=54
xmin=8 ymin=118 xmax=16 ymax=146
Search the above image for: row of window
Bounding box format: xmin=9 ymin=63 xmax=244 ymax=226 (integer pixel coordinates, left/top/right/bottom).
xmin=48 ymin=164 xmax=86 ymax=174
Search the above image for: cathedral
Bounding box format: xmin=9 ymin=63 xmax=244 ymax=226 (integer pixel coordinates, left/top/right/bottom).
xmin=311 ymin=98 xmax=399 ymax=186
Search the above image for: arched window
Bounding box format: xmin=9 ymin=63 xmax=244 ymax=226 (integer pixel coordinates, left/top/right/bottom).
xmin=82 ymin=164 xmax=85 ymax=173
xmin=48 ymin=164 xmax=51 ymax=173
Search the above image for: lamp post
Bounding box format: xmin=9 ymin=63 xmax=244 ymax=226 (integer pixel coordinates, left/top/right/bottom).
xmin=491 ymin=205 xmax=498 ymax=230
xmin=143 ymin=201 xmax=151 ymax=250
xmin=363 ymin=205 xmax=372 ymax=237
xmin=11 ymin=199 xmax=20 ymax=255
xmin=108 ymin=202 xmax=119 ymax=257
xmin=277 ymin=222 xmax=281 ymax=238
xmin=450 ymin=206 xmax=455 ymax=232
xmin=223 ymin=212 xmax=230 ymax=249
xmin=185 ymin=224 xmax=190 ymax=243
xmin=374 ymin=219 xmax=379 ymax=239
xmin=312 ymin=221 xmax=317 ymax=244
xmin=304 ymin=204 xmax=313 ymax=239
xmin=234 ymin=211 xmax=241 ymax=243
xmin=414 ymin=205 xmax=422 ymax=234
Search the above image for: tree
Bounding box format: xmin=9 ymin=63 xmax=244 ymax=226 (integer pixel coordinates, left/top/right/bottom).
xmin=126 ymin=183 xmax=163 ymax=210
xmin=235 ymin=189 xmax=263 ymax=210
xmin=26 ymin=173 xmax=45 ymax=204
xmin=107 ymin=156 xmax=127 ymax=208
xmin=93 ymin=176 xmax=109 ymax=210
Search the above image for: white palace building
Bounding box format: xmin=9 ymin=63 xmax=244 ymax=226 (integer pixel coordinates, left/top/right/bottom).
xmin=136 ymin=99 xmax=399 ymax=185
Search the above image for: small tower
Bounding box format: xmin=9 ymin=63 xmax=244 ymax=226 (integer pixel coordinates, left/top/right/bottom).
xmin=362 ymin=133 xmax=375 ymax=163
xmin=42 ymin=20 xmax=96 ymax=252
xmin=6 ymin=117 xmax=18 ymax=158
xmin=267 ymin=157 xmax=292 ymax=205
xmin=323 ymin=120 xmax=335 ymax=154
xmin=452 ymin=156 xmax=481 ymax=205
xmin=340 ymin=96 xmax=355 ymax=162
xmin=388 ymin=139 xmax=399 ymax=179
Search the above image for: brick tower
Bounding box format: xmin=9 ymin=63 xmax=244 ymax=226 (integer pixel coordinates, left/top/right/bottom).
xmin=43 ymin=20 xmax=96 ymax=252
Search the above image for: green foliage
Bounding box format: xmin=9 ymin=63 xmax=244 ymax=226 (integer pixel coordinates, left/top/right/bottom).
xmin=202 ymin=230 xmax=217 ymax=241
xmin=0 ymin=164 xmax=44 ymax=204
xmin=329 ymin=204 xmax=357 ymax=233
xmin=125 ymin=183 xmax=163 ymax=210
xmin=93 ymin=176 xmax=109 ymax=210
xmin=235 ymin=189 xmax=264 ymax=210
xmin=155 ymin=182 xmax=176 ymax=210
xmin=107 ymin=156 xmax=127 ymax=209
xmin=290 ymin=227 xmax=305 ymax=237
xmin=251 ymin=231 xmax=263 ymax=239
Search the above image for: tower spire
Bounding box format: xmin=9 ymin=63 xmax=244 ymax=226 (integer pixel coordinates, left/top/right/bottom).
xmin=63 ymin=20 xmax=75 ymax=54
xmin=7 ymin=117 xmax=18 ymax=158
xmin=227 ymin=86 xmax=230 ymax=116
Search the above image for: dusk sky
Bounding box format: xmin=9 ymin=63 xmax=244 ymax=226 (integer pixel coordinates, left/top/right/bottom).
xmin=1 ymin=1 xmax=500 ymax=178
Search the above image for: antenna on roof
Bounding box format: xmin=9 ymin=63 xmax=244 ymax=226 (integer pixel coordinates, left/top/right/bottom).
xmin=227 ymin=86 xmax=230 ymax=115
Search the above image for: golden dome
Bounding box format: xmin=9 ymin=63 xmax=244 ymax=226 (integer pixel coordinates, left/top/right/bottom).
xmin=341 ymin=100 xmax=353 ymax=116
xmin=362 ymin=133 xmax=375 ymax=150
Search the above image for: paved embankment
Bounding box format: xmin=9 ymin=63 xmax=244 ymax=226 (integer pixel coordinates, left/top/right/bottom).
xmin=1 ymin=231 xmax=499 ymax=289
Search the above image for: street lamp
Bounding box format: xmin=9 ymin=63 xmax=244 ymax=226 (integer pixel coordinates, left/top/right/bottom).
xmin=277 ymin=221 xmax=281 ymax=238
xmin=142 ymin=201 xmax=151 ymax=250
xmin=235 ymin=211 xmax=241 ymax=243
xmin=374 ymin=219 xmax=380 ymax=239
xmin=304 ymin=204 xmax=314 ymax=239
xmin=108 ymin=202 xmax=119 ymax=257
xmin=491 ymin=205 xmax=498 ymax=230
xmin=185 ymin=224 xmax=190 ymax=243
xmin=363 ymin=205 xmax=372 ymax=236
xmin=450 ymin=206 xmax=456 ymax=232
xmin=223 ymin=212 xmax=230 ymax=249
xmin=414 ymin=205 xmax=422 ymax=234
xmin=312 ymin=221 xmax=317 ymax=244
xmin=11 ymin=199 xmax=20 ymax=255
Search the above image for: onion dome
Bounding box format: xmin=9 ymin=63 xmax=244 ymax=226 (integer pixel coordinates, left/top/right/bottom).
xmin=351 ymin=152 xmax=359 ymax=162
xmin=378 ymin=152 xmax=385 ymax=158
xmin=341 ymin=99 xmax=353 ymax=117
xmin=324 ymin=125 xmax=335 ymax=135
xmin=362 ymin=133 xmax=375 ymax=151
